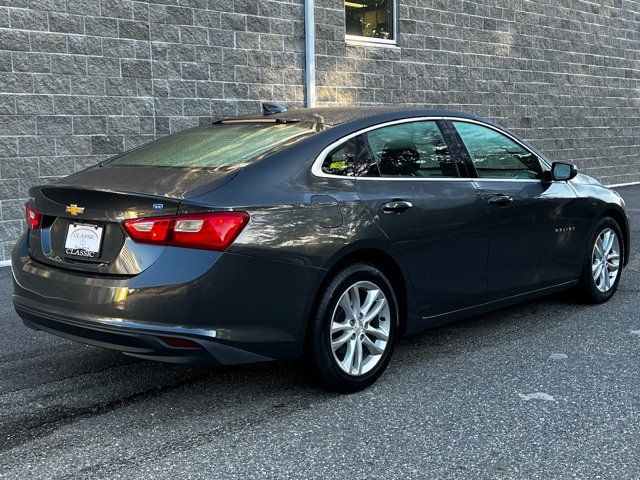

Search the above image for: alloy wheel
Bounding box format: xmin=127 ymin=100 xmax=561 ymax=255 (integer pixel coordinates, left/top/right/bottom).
xmin=591 ymin=228 xmax=620 ymax=293
xmin=330 ymin=281 xmax=391 ymax=376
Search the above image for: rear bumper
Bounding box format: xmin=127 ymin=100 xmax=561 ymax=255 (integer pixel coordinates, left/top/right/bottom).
xmin=14 ymin=296 xmax=269 ymax=364
xmin=11 ymin=234 xmax=325 ymax=365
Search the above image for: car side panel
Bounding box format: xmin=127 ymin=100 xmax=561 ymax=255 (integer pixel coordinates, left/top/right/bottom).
xmin=187 ymin=142 xmax=421 ymax=337
xmin=474 ymin=179 xmax=584 ymax=297
xmin=356 ymin=178 xmax=489 ymax=318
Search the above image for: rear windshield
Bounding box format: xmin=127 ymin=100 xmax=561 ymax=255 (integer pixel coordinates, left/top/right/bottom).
xmin=109 ymin=122 xmax=315 ymax=168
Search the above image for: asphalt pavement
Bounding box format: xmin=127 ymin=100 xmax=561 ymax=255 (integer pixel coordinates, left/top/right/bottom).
xmin=1 ymin=185 xmax=639 ymax=479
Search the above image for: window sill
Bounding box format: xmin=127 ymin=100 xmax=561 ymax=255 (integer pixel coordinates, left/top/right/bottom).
xmin=345 ymin=38 xmax=400 ymax=50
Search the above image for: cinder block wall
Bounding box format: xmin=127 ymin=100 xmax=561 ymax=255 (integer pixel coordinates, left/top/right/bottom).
xmin=1 ymin=0 xmax=639 ymax=261
xmin=0 ymin=0 xmax=306 ymax=260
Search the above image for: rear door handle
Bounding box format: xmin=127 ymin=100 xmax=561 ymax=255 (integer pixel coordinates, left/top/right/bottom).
xmin=487 ymin=194 xmax=514 ymax=206
xmin=382 ymin=200 xmax=413 ymax=213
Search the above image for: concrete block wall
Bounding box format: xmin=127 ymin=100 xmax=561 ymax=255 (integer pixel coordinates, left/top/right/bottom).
xmin=0 ymin=0 xmax=306 ymax=260
xmin=1 ymin=0 xmax=639 ymax=261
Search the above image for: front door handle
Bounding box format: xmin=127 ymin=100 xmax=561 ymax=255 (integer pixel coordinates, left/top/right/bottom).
xmin=382 ymin=200 xmax=413 ymax=213
xmin=487 ymin=194 xmax=514 ymax=206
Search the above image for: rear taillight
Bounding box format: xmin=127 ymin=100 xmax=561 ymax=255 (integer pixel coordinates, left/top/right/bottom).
xmin=122 ymin=212 xmax=249 ymax=251
xmin=122 ymin=217 xmax=173 ymax=244
xmin=171 ymin=212 xmax=249 ymax=250
xmin=25 ymin=202 xmax=41 ymax=229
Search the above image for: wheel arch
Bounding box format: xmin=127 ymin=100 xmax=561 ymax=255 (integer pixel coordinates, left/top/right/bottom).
xmin=306 ymin=242 xmax=416 ymax=349
xmin=603 ymin=206 xmax=630 ymax=266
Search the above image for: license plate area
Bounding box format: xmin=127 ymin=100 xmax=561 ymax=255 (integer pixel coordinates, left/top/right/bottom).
xmin=64 ymin=222 xmax=104 ymax=259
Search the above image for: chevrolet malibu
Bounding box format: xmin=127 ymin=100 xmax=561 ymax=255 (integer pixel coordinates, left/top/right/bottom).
xmin=12 ymin=107 xmax=629 ymax=392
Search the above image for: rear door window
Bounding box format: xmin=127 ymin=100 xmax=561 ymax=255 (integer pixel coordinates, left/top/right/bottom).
xmin=364 ymin=121 xmax=458 ymax=178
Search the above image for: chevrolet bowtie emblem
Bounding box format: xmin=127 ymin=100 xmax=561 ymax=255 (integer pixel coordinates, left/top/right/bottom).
xmin=65 ymin=204 xmax=85 ymax=216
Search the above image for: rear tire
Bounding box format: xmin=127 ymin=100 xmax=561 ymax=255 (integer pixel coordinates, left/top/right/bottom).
xmin=577 ymin=216 xmax=623 ymax=304
xmin=308 ymin=263 xmax=398 ymax=393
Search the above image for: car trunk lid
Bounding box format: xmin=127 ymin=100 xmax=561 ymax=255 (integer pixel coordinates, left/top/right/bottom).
xmin=27 ymin=164 xmax=237 ymax=276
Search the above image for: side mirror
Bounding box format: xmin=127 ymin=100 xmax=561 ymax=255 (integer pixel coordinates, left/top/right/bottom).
xmin=551 ymin=162 xmax=578 ymax=181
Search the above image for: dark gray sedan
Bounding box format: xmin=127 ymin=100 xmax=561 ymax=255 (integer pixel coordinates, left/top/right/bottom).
xmin=12 ymin=107 xmax=630 ymax=392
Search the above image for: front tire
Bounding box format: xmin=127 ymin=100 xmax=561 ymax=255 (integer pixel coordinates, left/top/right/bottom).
xmin=577 ymin=216 xmax=623 ymax=304
xmin=309 ymin=263 xmax=398 ymax=393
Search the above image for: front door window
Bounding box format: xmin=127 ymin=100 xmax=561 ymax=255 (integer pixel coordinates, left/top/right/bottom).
xmin=453 ymin=121 xmax=542 ymax=180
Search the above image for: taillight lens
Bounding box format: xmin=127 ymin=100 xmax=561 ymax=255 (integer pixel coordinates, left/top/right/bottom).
xmin=122 ymin=212 xmax=249 ymax=251
xmin=171 ymin=212 xmax=249 ymax=250
xmin=25 ymin=202 xmax=41 ymax=229
xmin=122 ymin=217 xmax=173 ymax=244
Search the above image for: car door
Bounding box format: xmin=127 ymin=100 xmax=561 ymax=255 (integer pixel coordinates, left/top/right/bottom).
xmin=448 ymin=119 xmax=581 ymax=300
xmin=354 ymin=119 xmax=489 ymax=318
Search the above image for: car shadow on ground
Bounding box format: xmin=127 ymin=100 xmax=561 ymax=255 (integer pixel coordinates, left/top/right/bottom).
xmin=5 ymin=257 xmax=638 ymax=455
xmin=2 ymin=294 xmax=577 ymax=405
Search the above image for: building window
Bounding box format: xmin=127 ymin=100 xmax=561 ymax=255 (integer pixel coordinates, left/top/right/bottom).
xmin=345 ymin=0 xmax=396 ymax=45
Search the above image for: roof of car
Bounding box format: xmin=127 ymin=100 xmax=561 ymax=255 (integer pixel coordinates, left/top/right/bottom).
xmin=229 ymin=106 xmax=484 ymax=128
xmin=222 ymin=106 xmax=552 ymax=166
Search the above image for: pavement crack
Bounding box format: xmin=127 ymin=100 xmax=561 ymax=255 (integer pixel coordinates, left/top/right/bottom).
xmin=73 ymin=393 xmax=321 ymax=479
xmin=0 ymin=370 xmax=216 ymax=454
xmin=1 ymin=360 xmax=139 ymax=395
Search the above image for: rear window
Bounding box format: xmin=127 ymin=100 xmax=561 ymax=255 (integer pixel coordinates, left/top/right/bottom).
xmin=109 ymin=122 xmax=314 ymax=168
